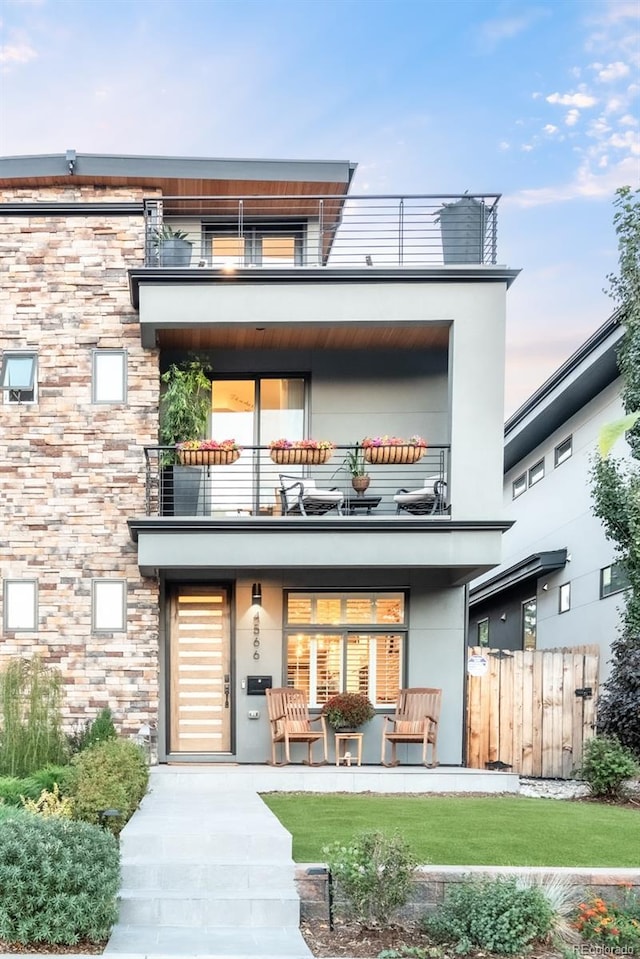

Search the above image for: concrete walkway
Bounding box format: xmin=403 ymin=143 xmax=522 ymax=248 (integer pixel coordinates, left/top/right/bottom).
xmin=104 ymin=767 xmax=313 ymax=959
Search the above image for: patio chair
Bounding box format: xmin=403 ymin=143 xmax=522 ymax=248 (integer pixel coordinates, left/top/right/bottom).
xmin=265 ymin=687 xmax=328 ymax=765
xmin=381 ymin=687 xmax=441 ymax=767
xmin=394 ymin=477 xmax=447 ymax=516
xmin=278 ymin=474 xmax=344 ymax=516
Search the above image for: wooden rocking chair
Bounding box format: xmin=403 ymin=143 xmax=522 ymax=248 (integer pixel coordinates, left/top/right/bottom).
xmin=266 ymin=687 xmax=328 ymax=766
xmin=381 ymin=687 xmax=441 ymax=767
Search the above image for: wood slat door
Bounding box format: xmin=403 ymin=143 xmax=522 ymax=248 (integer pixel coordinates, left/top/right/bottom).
xmin=169 ymin=586 xmax=231 ymax=754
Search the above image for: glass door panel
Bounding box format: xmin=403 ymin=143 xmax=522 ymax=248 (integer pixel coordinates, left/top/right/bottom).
xmin=258 ymin=378 xmax=304 ymax=513
xmin=209 ymin=380 xmax=255 ymax=514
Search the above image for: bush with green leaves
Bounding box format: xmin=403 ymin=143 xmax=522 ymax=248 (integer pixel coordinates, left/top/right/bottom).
xmin=323 ymin=830 xmax=418 ymax=926
xmin=67 ymin=707 xmax=118 ymax=755
xmin=70 ymin=737 xmax=149 ymax=834
xmin=0 ymin=656 xmax=67 ymax=777
xmin=424 ymin=876 xmax=554 ymax=955
xmin=0 ymin=813 xmax=119 ymax=944
xmin=0 ymin=765 xmax=74 ymax=807
xmin=575 ymin=735 xmax=639 ymax=800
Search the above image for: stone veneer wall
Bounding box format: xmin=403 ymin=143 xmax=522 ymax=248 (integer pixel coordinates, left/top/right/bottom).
xmin=0 ymin=186 xmax=161 ymax=736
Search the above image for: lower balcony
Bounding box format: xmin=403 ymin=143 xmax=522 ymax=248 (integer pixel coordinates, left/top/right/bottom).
xmin=142 ymin=444 xmax=450 ymax=519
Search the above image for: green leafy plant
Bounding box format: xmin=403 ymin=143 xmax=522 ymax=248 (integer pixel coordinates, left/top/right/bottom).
xmin=21 ymin=783 xmax=74 ymax=818
xmin=67 ymin=707 xmax=117 ymax=755
xmin=323 ymin=830 xmax=418 ymax=927
xmin=0 ymin=814 xmax=119 ymax=944
xmin=573 ymin=887 xmax=640 ymax=949
xmin=424 ymin=876 xmax=554 ymax=955
xmin=0 ymin=766 xmax=73 ymax=807
xmin=574 ymin=735 xmax=639 ymax=800
xmin=378 ymin=949 xmax=443 ymax=959
xmin=321 ymin=692 xmax=375 ymax=730
xmin=0 ymin=657 xmax=67 ymax=778
xmin=160 ymin=359 xmax=211 ymax=448
xmin=151 ymin=223 xmax=189 ymax=245
xmin=70 ymin=738 xmax=149 ymax=834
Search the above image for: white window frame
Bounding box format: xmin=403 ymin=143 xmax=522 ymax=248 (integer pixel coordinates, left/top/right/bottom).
xmin=554 ymin=435 xmax=572 ymax=467
xmin=92 ymin=350 xmax=127 ymax=404
xmin=512 ymin=473 xmax=527 ymax=499
xmin=528 ymin=459 xmax=545 ymax=487
xmin=92 ymin=579 xmax=127 ymax=632
xmin=1 ymin=351 xmax=38 ymax=404
xmin=559 ymin=582 xmax=571 ymax=614
xmin=3 ymin=579 xmax=38 ymax=631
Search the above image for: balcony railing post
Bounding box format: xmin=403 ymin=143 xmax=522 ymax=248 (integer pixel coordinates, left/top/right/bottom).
xmin=398 ymin=198 xmax=404 ymax=266
xmin=318 ymin=199 xmax=324 ymax=266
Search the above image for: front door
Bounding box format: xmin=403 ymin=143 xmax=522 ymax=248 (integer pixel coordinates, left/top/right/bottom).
xmin=168 ymin=586 xmax=231 ymax=754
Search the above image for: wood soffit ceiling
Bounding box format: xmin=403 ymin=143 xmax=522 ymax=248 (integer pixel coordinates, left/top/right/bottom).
xmin=155 ymin=323 xmax=450 ymax=351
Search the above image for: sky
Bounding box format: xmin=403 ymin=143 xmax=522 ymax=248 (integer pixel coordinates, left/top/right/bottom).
xmin=1 ymin=0 xmax=638 ymax=416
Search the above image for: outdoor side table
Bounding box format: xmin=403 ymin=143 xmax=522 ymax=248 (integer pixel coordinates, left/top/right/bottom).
xmin=335 ymin=732 xmax=363 ymax=766
xmin=345 ymin=495 xmax=382 ymax=516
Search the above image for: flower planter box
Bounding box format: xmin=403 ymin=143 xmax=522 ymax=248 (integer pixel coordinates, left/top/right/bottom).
xmin=364 ymin=445 xmax=426 ymax=465
xmin=269 ymin=448 xmax=333 ymax=466
xmin=178 ymin=449 xmax=241 ymax=466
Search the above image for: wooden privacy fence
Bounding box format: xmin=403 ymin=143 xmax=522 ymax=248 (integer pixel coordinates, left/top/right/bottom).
xmin=466 ymin=645 xmax=599 ymax=779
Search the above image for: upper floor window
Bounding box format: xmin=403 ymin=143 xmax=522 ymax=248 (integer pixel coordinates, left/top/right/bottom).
xmin=476 ymin=618 xmax=489 ymax=647
xmin=92 ymin=350 xmax=127 ymax=403
xmin=522 ymin=597 xmax=537 ymax=650
xmin=600 ymin=562 xmax=631 ymax=599
xmin=3 ymin=579 xmax=38 ymax=631
xmin=1 ymin=351 xmax=37 ymax=404
xmin=528 ymin=459 xmax=545 ymax=487
xmin=559 ymin=582 xmax=571 ymax=613
xmin=512 ymin=473 xmax=527 ymax=499
xmin=205 ymin=222 xmax=305 ymax=267
xmin=92 ymin=579 xmax=127 ymax=632
xmin=554 ymin=436 xmax=572 ymax=467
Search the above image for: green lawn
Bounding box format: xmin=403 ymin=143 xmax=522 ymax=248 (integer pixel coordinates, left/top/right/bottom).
xmin=260 ymin=793 xmax=639 ymax=867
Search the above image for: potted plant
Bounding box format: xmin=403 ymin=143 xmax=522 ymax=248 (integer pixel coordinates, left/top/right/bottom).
xmin=337 ymin=444 xmax=370 ymax=495
xmin=362 ymin=435 xmax=427 ymax=465
xmin=152 ymin=224 xmax=193 ymax=268
xmin=159 ymin=360 xmax=211 ymax=514
xmin=269 ymin=438 xmax=335 ymax=465
xmin=176 ymin=438 xmax=242 ymax=466
xmin=321 ymin=692 xmax=375 ymax=731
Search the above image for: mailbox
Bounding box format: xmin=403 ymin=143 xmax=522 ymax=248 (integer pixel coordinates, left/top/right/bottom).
xmin=247 ymin=675 xmax=272 ymax=696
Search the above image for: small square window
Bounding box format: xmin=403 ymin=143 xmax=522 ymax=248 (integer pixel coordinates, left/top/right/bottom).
xmin=528 ymin=459 xmax=545 ymax=487
xmin=3 ymin=580 xmax=38 ymax=631
xmin=559 ymin=582 xmax=571 ymax=613
xmin=600 ymin=562 xmax=631 ymax=599
xmin=512 ymin=473 xmax=527 ymax=499
xmin=92 ymin=580 xmax=127 ymax=632
xmin=554 ymin=436 xmax=572 ymax=467
xmin=1 ymin=352 xmax=37 ymax=404
xmin=92 ymin=350 xmax=127 ymax=403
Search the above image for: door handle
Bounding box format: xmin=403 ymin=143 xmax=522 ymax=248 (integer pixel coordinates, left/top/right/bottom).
xmin=224 ymin=674 xmax=230 ymax=709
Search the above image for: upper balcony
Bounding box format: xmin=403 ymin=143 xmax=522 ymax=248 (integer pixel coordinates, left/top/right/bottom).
xmin=142 ymin=192 xmax=500 ymax=269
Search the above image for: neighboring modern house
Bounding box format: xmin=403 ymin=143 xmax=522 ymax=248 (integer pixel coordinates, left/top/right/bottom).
xmin=1 ymin=151 xmax=518 ymax=765
xmin=469 ymin=312 xmax=629 ymax=681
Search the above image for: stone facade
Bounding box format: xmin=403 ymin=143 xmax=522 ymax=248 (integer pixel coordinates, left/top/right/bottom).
xmin=0 ymin=186 xmax=161 ymax=735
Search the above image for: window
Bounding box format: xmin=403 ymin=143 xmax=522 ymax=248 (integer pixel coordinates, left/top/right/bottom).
xmin=205 ymin=222 xmax=305 ymax=267
xmin=1 ymin=351 xmax=37 ymax=403
xmin=522 ymin=597 xmax=537 ymax=650
xmin=92 ymin=350 xmax=127 ymax=403
xmin=600 ymin=562 xmax=631 ymax=599
xmin=554 ymin=435 xmax=572 ymax=467
xmin=528 ymin=459 xmax=545 ymax=487
xmin=559 ymin=582 xmax=571 ymax=613
xmin=512 ymin=473 xmax=526 ymax=499
xmin=285 ymin=592 xmax=406 ymax=707
xmin=476 ymin=618 xmax=489 ymax=647
xmin=92 ymin=580 xmax=127 ymax=632
xmin=3 ymin=580 xmax=38 ymax=631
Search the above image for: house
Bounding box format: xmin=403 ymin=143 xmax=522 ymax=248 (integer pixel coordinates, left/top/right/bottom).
xmin=1 ymin=151 xmax=518 ymax=765
xmin=469 ymin=312 xmax=628 ymax=682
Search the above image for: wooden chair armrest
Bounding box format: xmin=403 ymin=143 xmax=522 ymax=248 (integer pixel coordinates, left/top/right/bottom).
xmin=424 ymin=714 xmax=438 ymax=725
xmin=382 ymin=715 xmax=397 ymax=728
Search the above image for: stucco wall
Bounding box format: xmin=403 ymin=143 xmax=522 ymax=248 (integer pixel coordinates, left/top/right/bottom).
xmin=0 ymin=186 xmax=161 ymax=733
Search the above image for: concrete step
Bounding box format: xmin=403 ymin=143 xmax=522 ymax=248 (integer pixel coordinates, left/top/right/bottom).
xmin=120 ymin=861 xmax=296 ymax=891
xmin=116 ymin=888 xmax=301 ymax=927
xmin=120 ymin=831 xmax=292 ymax=862
xmin=104 ymin=923 xmax=312 ymax=957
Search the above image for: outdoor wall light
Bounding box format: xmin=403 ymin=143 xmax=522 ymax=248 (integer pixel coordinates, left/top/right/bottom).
xmin=542 ymin=583 xmax=549 ymax=591
xmin=251 ymin=583 xmax=262 ymax=606
xmin=500 ymin=613 xmax=507 ymax=622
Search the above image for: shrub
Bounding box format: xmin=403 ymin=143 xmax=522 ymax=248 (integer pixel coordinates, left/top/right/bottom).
xmin=424 ymin=876 xmax=554 ymax=955
xmin=70 ymin=738 xmax=149 ymax=834
xmin=0 ymin=656 xmax=67 ymax=777
xmin=321 ymin=692 xmax=375 ymax=730
xmin=0 ymin=766 xmax=74 ymax=807
xmin=574 ymin=889 xmax=640 ymax=950
xmin=0 ymin=776 xmax=37 ymax=807
xmin=21 ymin=783 xmax=74 ymax=818
xmin=0 ymin=813 xmax=119 ymax=944
xmin=67 ymin=707 xmax=118 ymax=755
xmin=575 ymin=735 xmax=640 ymax=800
xmin=323 ymin=830 xmax=418 ymax=926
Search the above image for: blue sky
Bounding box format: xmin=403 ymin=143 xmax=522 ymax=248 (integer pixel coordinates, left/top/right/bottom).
xmin=1 ymin=0 xmax=638 ymax=414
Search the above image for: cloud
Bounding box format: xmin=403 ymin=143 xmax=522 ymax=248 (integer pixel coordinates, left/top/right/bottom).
xmin=594 ymin=60 xmax=630 ymax=82
xmin=507 ymin=154 xmax=639 ymax=207
xmin=546 ymin=91 xmax=598 ymax=108
xmin=499 ymin=141 xmax=511 ymax=151
xmin=478 ymin=8 xmax=548 ymax=49
xmin=565 ymin=109 xmax=580 ymax=127
xmin=620 ymin=113 xmax=638 ymax=126
xmin=543 ymin=124 xmax=559 ymax=135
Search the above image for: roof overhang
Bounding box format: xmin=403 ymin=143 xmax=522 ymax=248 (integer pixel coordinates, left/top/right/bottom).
xmin=469 ymin=549 xmax=567 ymax=605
